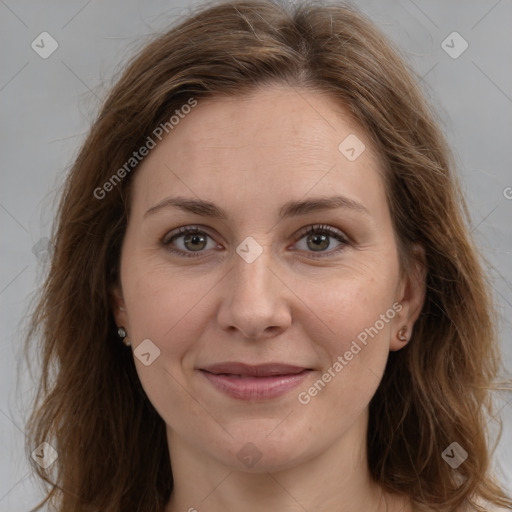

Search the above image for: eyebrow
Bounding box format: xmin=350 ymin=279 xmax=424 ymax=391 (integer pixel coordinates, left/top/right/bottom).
xmin=144 ymin=194 xmax=370 ymax=220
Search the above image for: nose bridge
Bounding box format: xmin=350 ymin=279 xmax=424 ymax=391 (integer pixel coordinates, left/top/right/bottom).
xmin=234 ymin=244 xmax=273 ymax=296
xmin=231 ymin=242 xmax=278 ymax=309
xmin=217 ymin=242 xmax=291 ymax=339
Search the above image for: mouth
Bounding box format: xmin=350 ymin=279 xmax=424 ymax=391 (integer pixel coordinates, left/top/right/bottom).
xmin=198 ymin=362 xmax=313 ymax=400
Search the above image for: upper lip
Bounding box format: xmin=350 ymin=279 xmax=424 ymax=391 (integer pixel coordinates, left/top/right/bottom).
xmin=200 ymin=362 xmax=310 ymax=377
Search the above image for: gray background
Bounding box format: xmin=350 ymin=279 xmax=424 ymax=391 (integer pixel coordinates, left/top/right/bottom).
xmin=1 ymin=0 xmax=511 ymax=510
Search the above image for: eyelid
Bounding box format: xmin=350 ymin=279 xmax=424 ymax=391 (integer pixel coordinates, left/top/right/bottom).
xmin=162 ymin=225 xmax=213 ymax=245
xmin=289 ymin=224 xmax=350 ymax=258
xmin=162 ymin=223 xmax=350 ymax=258
xmin=162 ymin=225 xmax=221 ymax=259
xmin=292 ymin=224 xmax=349 ymax=243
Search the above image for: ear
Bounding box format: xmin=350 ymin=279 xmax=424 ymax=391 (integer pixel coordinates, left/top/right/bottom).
xmin=110 ymin=282 xmax=129 ymax=331
xmin=390 ymin=243 xmax=427 ymax=351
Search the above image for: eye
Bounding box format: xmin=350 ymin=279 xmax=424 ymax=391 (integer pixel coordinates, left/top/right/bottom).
xmin=162 ymin=226 xmax=220 ymax=258
xmin=162 ymin=224 xmax=350 ymax=259
xmin=292 ymin=224 xmax=349 ymax=258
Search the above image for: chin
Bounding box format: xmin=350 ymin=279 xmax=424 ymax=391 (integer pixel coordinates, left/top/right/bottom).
xmin=209 ymin=421 xmax=319 ymax=473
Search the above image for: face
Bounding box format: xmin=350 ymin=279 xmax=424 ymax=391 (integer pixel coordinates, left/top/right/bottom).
xmin=113 ymin=84 xmax=425 ymax=472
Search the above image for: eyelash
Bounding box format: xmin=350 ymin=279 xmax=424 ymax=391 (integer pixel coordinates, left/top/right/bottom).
xmin=162 ymin=224 xmax=350 ymax=259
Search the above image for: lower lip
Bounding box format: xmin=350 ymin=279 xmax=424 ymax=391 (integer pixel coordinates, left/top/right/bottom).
xmin=200 ymin=370 xmax=312 ymax=400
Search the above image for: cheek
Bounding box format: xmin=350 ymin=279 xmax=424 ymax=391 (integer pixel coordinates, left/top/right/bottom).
xmin=121 ymin=264 xmax=217 ymax=426
xmin=292 ymin=272 xmax=397 ymax=401
xmin=123 ymin=257 xmax=215 ymax=338
xmin=290 ymin=283 xmax=395 ymax=457
xmin=293 ymin=268 xmax=397 ymax=346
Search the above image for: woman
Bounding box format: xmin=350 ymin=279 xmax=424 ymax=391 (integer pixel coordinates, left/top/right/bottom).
xmin=24 ymin=1 xmax=512 ymax=511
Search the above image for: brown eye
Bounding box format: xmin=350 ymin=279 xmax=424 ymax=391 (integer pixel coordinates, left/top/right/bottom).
xmin=163 ymin=226 xmax=218 ymax=257
xmin=182 ymin=232 xmax=208 ymax=251
xmin=294 ymin=225 xmax=349 ymax=258
xmin=306 ymin=232 xmax=330 ymax=251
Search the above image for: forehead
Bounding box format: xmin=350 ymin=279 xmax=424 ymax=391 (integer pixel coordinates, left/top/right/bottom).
xmin=130 ymin=84 xmax=387 ymax=220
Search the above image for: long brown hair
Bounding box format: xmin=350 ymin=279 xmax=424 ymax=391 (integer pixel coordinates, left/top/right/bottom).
xmin=23 ymin=1 xmax=512 ymax=510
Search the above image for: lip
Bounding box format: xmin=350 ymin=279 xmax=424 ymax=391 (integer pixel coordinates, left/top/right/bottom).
xmin=198 ymin=362 xmax=313 ymax=400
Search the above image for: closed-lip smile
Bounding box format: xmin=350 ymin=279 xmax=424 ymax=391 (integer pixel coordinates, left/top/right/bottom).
xmin=198 ymin=362 xmax=313 ymax=400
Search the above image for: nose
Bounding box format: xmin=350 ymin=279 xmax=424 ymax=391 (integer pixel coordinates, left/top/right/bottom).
xmin=217 ymin=247 xmax=292 ymax=341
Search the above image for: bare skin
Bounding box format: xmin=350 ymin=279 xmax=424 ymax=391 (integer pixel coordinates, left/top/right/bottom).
xmin=113 ymin=84 xmax=426 ymax=512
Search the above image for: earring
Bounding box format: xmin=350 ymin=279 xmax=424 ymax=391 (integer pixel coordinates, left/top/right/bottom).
xmin=117 ymin=326 xmax=131 ymax=346
xmin=397 ymin=325 xmax=408 ymax=343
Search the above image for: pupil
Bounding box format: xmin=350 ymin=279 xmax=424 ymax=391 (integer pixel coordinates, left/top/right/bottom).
xmin=182 ymin=232 xmax=330 ymax=252
xmin=309 ymin=233 xmax=329 ymax=251
xmin=185 ymin=233 xmax=206 ymax=251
